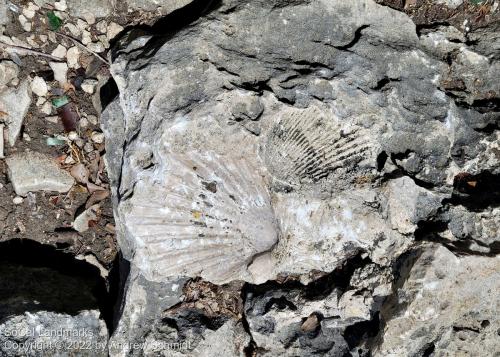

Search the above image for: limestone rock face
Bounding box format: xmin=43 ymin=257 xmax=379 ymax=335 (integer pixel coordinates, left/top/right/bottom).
xmin=101 ymin=0 xmax=500 ymax=355
xmin=376 ymin=244 xmax=500 ymax=357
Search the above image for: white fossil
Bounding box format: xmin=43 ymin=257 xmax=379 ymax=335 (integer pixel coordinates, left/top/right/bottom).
xmin=121 ymin=150 xmax=278 ymax=284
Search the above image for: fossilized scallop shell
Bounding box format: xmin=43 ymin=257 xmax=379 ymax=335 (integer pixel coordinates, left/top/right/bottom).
xmin=264 ymin=106 xmax=372 ymax=185
xmin=121 ymin=151 xmax=278 ymax=284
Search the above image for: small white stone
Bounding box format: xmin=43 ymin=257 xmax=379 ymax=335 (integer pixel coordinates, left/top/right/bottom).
xmin=67 ymin=131 xmax=79 ymax=141
xmin=51 ymin=44 xmax=67 ymax=59
xmin=87 ymin=115 xmax=98 ymax=125
xmin=13 ymin=196 xmax=24 ymax=204
xmin=107 ymin=22 xmax=123 ymax=40
xmin=96 ymin=20 xmax=107 ymax=34
xmin=79 ymin=117 xmax=88 ymax=128
xmin=0 ymin=61 xmax=19 ymax=88
xmin=45 ymin=116 xmax=59 ymax=124
xmin=76 ymin=19 xmax=88 ymax=31
xmin=18 ymin=15 xmax=32 ymax=32
xmin=64 ymin=23 xmax=81 ymax=38
xmin=36 ymin=97 xmax=45 ymax=106
xmin=81 ymin=79 xmax=97 ymax=94
xmin=66 ymin=46 xmax=80 ymax=69
xmin=87 ymin=42 xmax=105 ymax=53
xmin=64 ymin=155 xmax=76 ymax=164
xmin=91 ymin=131 xmax=104 ymax=144
xmin=49 ymin=62 xmax=68 ymax=85
xmin=31 ymin=76 xmax=48 ymax=97
xmin=81 ymin=30 xmax=92 ymax=45
xmin=82 ymin=11 xmax=95 ymax=25
xmin=54 ymin=0 xmax=67 ymax=11
xmin=22 ymin=7 xmax=36 ymax=19
xmin=83 ymin=142 xmax=94 ymax=153
xmin=22 ymin=132 xmax=31 ymax=141
xmin=39 ymin=34 xmax=48 ymax=43
xmin=41 ymin=101 xmax=52 ymax=115
xmin=48 ymin=31 xmax=57 ymax=42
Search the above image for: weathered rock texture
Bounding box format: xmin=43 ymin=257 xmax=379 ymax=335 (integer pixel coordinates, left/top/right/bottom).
xmin=101 ymin=0 xmax=499 ymax=355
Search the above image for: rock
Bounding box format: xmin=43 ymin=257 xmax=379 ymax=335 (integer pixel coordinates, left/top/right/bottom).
xmin=81 ymin=79 xmax=97 ymax=94
xmin=5 ymin=151 xmax=74 ymax=196
xmin=31 ymin=76 xmax=48 ymax=97
xmin=54 ymin=0 xmax=68 ymax=11
xmin=12 ymin=196 xmax=23 ymax=204
xmin=51 ymin=44 xmax=67 ymax=59
xmin=100 ymin=0 xmax=500 ymax=355
xmin=126 ymin=0 xmax=195 ymax=15
xmin=73 ymin=204 xmax=99 ymax=232
xmin=66 ymin=46 xmax=80 ymax=68
xmin=377 ymin=244 xmax=500 ymax=356
xmin=49 ymin=62 xmax=68 ymax=85
xmin=0 ymin=61 xmax=19 ymax=89
xmin=106 ymin=22 xmax=123 ymax=40
xmin=66 ymin=0 xmax=111 ymax=19
xmin=0 ymin=311 xmax=108 ymax=357
xmin=18 ymin=14 xmax=31 ymax=32
xmin=0 ymin=254 xmax=108 ymax=357
xmin=0 ymin=79 xmax=31 ymax=146
xmin=90 ymin=131 xmax=104 ymax=143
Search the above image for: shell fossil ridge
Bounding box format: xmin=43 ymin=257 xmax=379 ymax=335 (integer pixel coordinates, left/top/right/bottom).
xmin=264 ymin=106 xmax=373 ymax=185
xmin=122 ymin=150 xmax=278 ymax=284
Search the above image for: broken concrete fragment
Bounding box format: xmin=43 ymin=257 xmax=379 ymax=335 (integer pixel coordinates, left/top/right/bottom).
xmin=0 ymin=79 xmax=31 ymax=146
xmin=6 ymin=151 xmax=74 ymax=196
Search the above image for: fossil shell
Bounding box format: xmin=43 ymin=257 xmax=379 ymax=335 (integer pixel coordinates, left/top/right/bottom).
xmin=121 ymin=151 xmax=278 ymax=284
xmin=264 ymin=106 xmax=372 ymax=185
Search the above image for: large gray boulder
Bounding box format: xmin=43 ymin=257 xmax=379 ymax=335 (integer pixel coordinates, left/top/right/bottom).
xmin=101 ymin=0 xmax=500 ymax=355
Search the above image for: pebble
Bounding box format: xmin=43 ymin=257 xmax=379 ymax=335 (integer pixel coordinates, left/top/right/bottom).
xmin=54 ymin=0 xmax=67 ymax=11
xmin=5 ymin=151 xmax=75 ymax=196
xmin=87 ymin=115 xmax=98 ymax=125
xmin=96 ymin=20 xmax=107 ymax=34
xmin=41 ymin=101 xmax=52 ymax=115
xmin=0 ymin=61 xmax=19 ymax=88
xmin=67 ymin=131 xmax=79 ymax=141
xmin=13 ymin=196 xmax=24 ymax=204
xmin=31 ymin=76 xmax=48 ymax=96
xmin=79 ymin=116 xmax=88 ymax=128
xmin=82 ymin=11 xmax=96 ymax=25
xmin=73 ymin=205 xmax=99 ymax=232
xmin=64 ymin=23 xmax=81 ymax=38
xmin=18 ymin=15 xmax=32 ymax=32
xmin=49 ymin=62 xmax=68 ymax=85
xmin=81 ymin=79 xmax=97 ymax=94
xmin=22 ymin=7 xmax=36 ymax=19
xmin=83 ymin=142 xmax=93 ymax=153
xmin=87 ymin=42 xmax=105 ymax=53
xmin=81 ymin=30 xmax=92 ymax=45
xmin=0 ymin=79 xmax=32 ymax=146
xmin=51 ymin=44 xmax=67 ymax=59
xmin=91 ymin=131 xmax=104 ymax=144
xmin=45 ymin=116 xmax=59 ymax=124
xmin=66 ymin=46 xmax=80 ymax=69
xmin=107 ymin=22 xmax=124 ymax=40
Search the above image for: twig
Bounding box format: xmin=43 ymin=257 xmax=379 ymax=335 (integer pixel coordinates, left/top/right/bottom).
xmin=0 ymin=41 xmax=64 ymax=61
xmin=51 ymin=31 xmax=109 ymax=66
